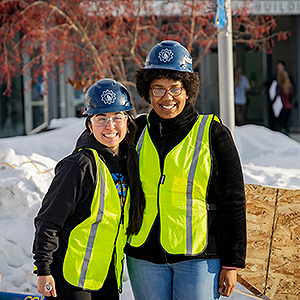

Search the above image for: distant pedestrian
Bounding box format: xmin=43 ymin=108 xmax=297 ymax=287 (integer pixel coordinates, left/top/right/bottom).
xmin=234 ymin=66 xmax=251 ymax=126
xmin=268 ymin=60 xmax=297 ymax=130
xmin=274 ymin=70 xmax=293 ymax=134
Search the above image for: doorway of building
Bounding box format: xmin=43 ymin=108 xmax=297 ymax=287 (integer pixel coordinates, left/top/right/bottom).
xmin=243 ymin=49 xmax=268 ymax=126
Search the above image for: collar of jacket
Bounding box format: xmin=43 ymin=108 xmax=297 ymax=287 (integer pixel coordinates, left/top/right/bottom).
xmin=73 ymin=129 xmax=127 ymax=163
xmin=148 ymin=103 xmax=198 ymax=134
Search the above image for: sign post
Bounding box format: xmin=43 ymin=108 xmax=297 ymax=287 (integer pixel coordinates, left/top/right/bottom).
xmin=215 ymin=0 xmax=235 ymax=135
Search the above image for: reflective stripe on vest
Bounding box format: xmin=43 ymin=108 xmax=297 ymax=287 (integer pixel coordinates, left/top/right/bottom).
xmin=129 ymin=114 xmax=215 ymax=255
xmin=63 ymin=148 xmax=128 ymax=291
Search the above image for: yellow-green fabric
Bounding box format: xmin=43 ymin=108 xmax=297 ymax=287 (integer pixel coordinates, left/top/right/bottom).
xmin=128 ymin=114 xmax=215 ymax=255
xmin=63 ymin=148 xmax=128 ymax=292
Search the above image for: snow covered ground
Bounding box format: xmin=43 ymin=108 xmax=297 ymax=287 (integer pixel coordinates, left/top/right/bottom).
xmin=0 ymin=117 xmax=300 ymax=299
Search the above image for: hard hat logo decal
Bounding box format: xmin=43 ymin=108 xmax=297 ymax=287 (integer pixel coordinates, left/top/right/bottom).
xmin=183 ymin=55 xmax=192 ymax=65
xmin=158 ymin=48 xmax=174 ymax=63
xmin=101 ymin=89 xmax=117 ymax=105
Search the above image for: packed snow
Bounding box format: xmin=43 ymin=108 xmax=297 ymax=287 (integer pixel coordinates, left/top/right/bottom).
xmin=0 ymin=117 xmax=300 ymax=299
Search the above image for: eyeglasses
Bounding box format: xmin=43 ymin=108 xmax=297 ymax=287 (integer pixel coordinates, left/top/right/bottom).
xmin=91 ymin=114 xmax=128 ymax=127
xmin=150 ymin=86 xmax=183 ymax=98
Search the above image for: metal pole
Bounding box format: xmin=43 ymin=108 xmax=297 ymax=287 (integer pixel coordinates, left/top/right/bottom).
xmin=217 ymin=0 xmax=235 ymax=135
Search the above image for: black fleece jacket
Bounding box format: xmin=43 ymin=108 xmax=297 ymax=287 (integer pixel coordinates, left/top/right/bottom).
xmin=32 ymin=130 xmax=128 ymax=276
xmin=125 ymin=104 xmax=247 ymax=268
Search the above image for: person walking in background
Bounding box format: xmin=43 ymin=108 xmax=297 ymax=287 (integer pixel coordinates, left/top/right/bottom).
xmin=268 ymin=60 xmax=297 ymax=130
xmin=32 ymin=79 xmax=145 ymax=300
xmin=234 ymin=66 xmax=251 ymax=126
xmin=125 ymin=40 xmax=247 ymax=300
xmin=274 ymin=70 xmax=293 ymax=135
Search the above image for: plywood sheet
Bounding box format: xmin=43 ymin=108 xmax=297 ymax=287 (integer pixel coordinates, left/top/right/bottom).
xmin=238 ymin=184 xmax=300 ymax=299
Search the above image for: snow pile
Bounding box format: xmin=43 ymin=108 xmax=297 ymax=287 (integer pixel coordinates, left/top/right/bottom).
xmin=235 ymin=125 xmax=300 ymax=189
xmin=0 ymin=149 xmax=55 ymax=293
xmin=0 ymin=117 xmax=85 ymax=161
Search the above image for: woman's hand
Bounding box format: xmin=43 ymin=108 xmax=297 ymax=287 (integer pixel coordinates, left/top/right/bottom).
xmin=38 ymin=275 xmax=57 ymax=298
xmin=218 ymin=268 xmax=237 ymax=297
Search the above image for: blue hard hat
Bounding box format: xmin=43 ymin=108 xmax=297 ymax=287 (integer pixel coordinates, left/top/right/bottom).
xmin=144 ymin=40 xmax=193 ymax=73
xmin=83 ymin=79 xmax=133 ymax=115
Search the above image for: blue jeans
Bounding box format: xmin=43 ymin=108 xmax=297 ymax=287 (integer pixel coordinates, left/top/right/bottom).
xmin=126 ymin=256 xmax=221 ymax=300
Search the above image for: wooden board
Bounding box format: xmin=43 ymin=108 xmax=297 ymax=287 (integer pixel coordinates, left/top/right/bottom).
xmin=238 ymin=184 xmax=300 ymax=299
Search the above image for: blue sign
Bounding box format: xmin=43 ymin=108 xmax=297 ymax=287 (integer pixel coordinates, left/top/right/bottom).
xmin=214 ymin=0 xmax=226 ymax=28
xmin=0 ymin=291 xmax=44 ymax=300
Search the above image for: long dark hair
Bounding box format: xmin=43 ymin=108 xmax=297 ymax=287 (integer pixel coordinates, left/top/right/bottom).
xmin=85 ymin=113 xmax=145 ymax=236
xmin=123 ymin=113 xmax=145 ymax=236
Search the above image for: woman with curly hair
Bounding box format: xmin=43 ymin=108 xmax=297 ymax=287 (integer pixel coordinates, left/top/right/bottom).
xmin=124 ymin=41 xmax=247 ymax=300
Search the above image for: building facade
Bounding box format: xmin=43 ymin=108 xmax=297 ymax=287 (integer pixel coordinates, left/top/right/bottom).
xmin=1 ymin=0 xmax=299 ymax=138
xmin=198 ymin=1 xmax=300 ymax=132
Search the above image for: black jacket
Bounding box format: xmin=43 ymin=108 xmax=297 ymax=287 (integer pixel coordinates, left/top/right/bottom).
xmin=32 ymin=130 xmax=128 ymax=276
xmin=125 ymin=104 xmax=246 ymax=268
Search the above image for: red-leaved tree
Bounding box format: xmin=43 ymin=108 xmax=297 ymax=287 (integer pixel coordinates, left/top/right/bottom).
xmin=0 ymin=0 xmax=290 ymax=97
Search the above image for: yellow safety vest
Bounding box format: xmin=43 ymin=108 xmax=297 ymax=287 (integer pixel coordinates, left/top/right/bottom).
xmin=127 ymin=114 xmax=216 ymax=255
xmin=63 ymin=148 xmax=128 ymax=292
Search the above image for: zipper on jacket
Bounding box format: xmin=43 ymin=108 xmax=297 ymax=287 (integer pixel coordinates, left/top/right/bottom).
xmin=160 ymin=175 xmax=165 ymax=184
xmin=157 ymin=123 xmax=168 ymax=263
xmin=159 ymin=122 xmax=163 ymax=137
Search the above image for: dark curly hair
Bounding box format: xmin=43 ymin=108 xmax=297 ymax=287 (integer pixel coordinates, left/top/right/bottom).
xmin=133 ymin=68 xmax=200 ymax=105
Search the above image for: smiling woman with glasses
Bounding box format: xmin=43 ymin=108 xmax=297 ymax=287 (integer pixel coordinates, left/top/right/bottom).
xmin=125 ymin=40 xmax=247 ymax=300
xmin=33 ymin=79 xmax=145 ymax=300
